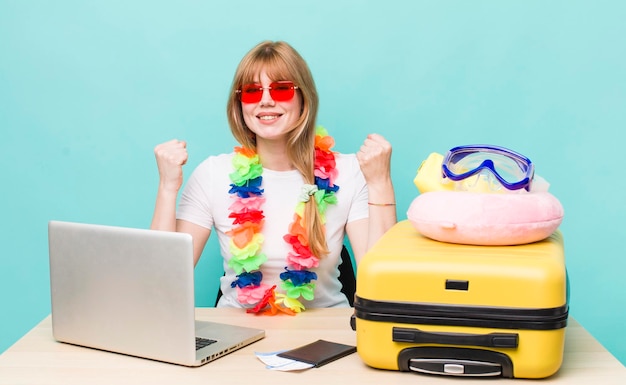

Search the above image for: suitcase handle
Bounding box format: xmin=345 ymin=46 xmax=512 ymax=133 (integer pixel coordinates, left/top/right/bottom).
xmin=398 ymin=347 xmax=514 ymax=378
xmin=393 ymin=327 xmax=518 ymax=348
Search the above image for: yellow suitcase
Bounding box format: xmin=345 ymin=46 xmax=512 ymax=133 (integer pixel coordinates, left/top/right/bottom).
xmin=353 ymin=220 xmax=568 ymax=379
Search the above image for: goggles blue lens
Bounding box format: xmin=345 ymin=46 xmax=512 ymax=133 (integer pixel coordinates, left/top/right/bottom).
xmin=442 ymin=145 xmax=534 ymax=191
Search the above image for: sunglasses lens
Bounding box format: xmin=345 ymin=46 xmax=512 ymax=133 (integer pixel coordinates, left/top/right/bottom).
xmin=239 ymin=83 xmax=263 ymax=103
xmin=269 ymin=81 xmax=295 ymax=101
xmin=238 ymin=81 xmax=296 ymax=103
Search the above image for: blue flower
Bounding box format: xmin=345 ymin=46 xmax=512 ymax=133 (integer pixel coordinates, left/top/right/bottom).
xmin=280 ymin=268 xmax=318 ymax=286
xmin=229 ymin=176 xmax=264 ymax=198
xmin=231 ymin=271 xmax=263 ymax=288
xmin=315 ymin=176 xmax=339 ymax=193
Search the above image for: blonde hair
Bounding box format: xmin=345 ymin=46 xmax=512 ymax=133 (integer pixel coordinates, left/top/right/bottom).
xmin=226 ymin=41 xmax=329 ymax=258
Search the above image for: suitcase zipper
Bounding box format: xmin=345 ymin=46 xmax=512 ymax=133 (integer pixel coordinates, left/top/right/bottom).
xmin=354 ymin=297 xmax=568 ymax=330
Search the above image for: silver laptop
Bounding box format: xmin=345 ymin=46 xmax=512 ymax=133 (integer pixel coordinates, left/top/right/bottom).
xmin=48 ymin=220 xmax=265 ymax=366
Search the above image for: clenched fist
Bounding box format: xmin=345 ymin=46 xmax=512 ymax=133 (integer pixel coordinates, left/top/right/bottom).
xmin=356 ymin=133 xmax=393 ymax=186
xmin=154 ymin=139 xmax=188 ymax=193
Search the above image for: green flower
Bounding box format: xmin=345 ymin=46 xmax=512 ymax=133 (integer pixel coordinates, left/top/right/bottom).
xmin=228 ymin=253 xmax=267 ymax=275
xmin=230 ymin=154 xmax=262 ymax=185
xmin=281 ymin=281 xmax=316 ymax=301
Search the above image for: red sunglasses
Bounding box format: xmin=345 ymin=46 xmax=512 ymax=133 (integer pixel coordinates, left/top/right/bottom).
xmin=236 ymin=81 xmax=298 ymax=104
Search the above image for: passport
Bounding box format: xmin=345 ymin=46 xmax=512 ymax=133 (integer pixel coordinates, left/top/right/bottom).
xmin=277 ymin=339 xmax=356 ymax=368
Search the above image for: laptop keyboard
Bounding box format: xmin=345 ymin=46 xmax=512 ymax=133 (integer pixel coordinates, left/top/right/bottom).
xmin=195 ymin=337 xmax=218 ymax=350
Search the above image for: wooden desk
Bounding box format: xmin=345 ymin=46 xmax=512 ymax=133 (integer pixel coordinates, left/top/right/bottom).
xmin=1 ymin=308 xmax=624 ymax=384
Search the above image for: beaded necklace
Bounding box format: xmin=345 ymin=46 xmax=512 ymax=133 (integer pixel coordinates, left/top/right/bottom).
xmin=227 ymin=126 xmax=339 ymax=315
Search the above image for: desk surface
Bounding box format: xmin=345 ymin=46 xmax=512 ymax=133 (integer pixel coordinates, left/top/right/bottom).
xmin=1 ymin=308 xmax=624 ymax=384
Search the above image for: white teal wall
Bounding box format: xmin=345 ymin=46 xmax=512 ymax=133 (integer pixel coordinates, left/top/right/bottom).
xmin=1 ymin=0 xmax=625 ymax=364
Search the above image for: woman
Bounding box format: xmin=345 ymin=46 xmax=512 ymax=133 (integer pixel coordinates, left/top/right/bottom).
xmin=151 ymin=41 xmax=396 ymax=315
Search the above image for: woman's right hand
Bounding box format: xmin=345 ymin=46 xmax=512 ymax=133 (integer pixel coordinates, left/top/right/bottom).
xmin=154 ymin=139 xmax=188 ymax=193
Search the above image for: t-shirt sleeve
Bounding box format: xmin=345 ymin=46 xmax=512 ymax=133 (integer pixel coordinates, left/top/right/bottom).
xmin=176 ymin=159 xmax=214 ymax=230
xmin=346 ymin=155 xmax=369 ymax=223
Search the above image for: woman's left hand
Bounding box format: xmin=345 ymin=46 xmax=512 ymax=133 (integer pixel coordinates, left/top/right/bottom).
xmin=356 ymin=133 xmax=393 ymax=185
xmin=350 ymin=133 xmax=397 ymax=262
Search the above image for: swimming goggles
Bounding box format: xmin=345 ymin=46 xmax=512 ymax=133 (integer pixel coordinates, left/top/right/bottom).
xmin=441 ymin=145 xmax=535 ymax=191
xmin=236 ymin=81 xmax=298 ymax=104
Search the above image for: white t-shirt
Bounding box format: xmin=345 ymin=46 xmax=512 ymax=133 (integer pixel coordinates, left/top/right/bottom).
xmin=177 ymin=152 xmax=368 ymax=308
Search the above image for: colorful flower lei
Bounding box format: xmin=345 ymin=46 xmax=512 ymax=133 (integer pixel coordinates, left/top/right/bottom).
xmin=226 ymin=126 xmax=339 ymax=315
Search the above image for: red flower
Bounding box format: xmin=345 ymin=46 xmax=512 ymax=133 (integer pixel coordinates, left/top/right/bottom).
xmin=315 ymin=148 xmax=336 ymax=170
xmin=229 ymin=209 xmax=264 ymax=225
xmin=246 ymin=285 xmax=296 ymax=316
xmin=283 ymin=234 xmax=315 ymax=260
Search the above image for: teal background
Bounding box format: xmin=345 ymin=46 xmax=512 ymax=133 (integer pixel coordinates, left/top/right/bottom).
xmin=1 ymin=0 xmax=625 ymax=364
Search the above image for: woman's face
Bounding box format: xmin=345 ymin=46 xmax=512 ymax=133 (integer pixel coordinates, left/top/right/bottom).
xmin=241 ymin=70 xmax=302 ymax=144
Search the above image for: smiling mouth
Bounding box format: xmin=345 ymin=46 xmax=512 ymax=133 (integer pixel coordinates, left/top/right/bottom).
xmin=258 ymin=114 xmax=281 ymax=120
